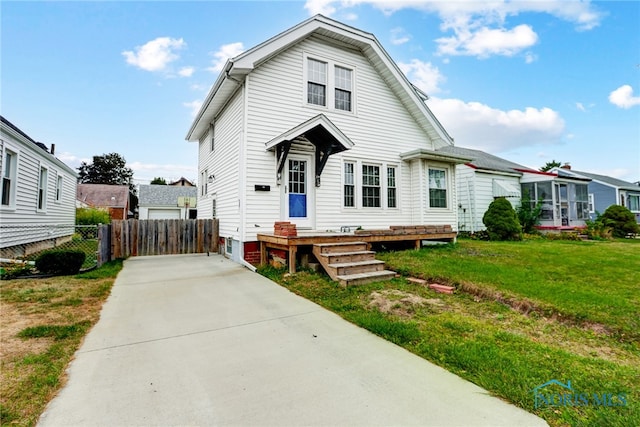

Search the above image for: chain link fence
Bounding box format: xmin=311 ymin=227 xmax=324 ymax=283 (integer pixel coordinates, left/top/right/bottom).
xmin=0 ymin=224 xmax=100 ymax=274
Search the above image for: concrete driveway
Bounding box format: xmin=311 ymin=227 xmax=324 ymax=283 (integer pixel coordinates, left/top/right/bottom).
xmin=38 ymin=254 xmax=547 ymax=426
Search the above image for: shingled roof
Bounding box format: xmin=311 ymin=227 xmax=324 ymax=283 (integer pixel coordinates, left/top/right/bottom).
xmin=77 ymin=184 xmax=129 ymax=208
xmin=436 ymin=146 xmax=535 ymax=175
xmin=138 ymin=185 xmax=197 ymax=207
xmin=556 ymin=169 xmax=639 ymax=191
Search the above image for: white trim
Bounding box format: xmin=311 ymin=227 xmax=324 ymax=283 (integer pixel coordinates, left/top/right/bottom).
xmin=1 ymin=143 xmax=19 ymax=210
xmin=303 ymin=52 xmax=357 ymax=115
xmin=264 ymin=114 xmax=354 ymax=151
xmin=37 ymin=163 xmax=49 ymax=212
xmin=427 ymin=166 xmax=450 ymax=210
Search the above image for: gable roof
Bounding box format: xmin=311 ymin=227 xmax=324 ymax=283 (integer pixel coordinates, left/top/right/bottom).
xmin=138 ymin=185 xmax=197 ymax=207
xmin=265 ymin=114 xmax=354 ymax=152
xmin=1 ymin=115 xmax=77 ymax=176
xmin=77 ymin=184 xmax=129 ymax=208
xmin=554 ymin=168 xmax=640 ymax=192
xmin=186 ymin=14 xmax=452 ymax=146
xmin=436 ymin=146 xmax=534 ymax=175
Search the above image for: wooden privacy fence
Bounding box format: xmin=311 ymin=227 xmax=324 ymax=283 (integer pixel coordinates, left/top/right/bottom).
xmin=98 ymin=219 xmax=219 ymax=264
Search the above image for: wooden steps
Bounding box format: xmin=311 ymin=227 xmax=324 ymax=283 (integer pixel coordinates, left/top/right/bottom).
xmin=312 ymin=242 xmax=395 ymax=286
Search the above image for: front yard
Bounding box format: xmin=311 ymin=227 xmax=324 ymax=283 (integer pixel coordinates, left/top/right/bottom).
xmin=261 ymin=238 xmax=640 ymax=427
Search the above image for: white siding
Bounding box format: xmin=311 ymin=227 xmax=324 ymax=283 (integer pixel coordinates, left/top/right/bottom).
xmin=241 ymin=36 xmax=453 ymax=240
xmin=197 ymin=85 xmax=244 ymax=241
xmin=0 ymin=126 xmax=77 ymax=248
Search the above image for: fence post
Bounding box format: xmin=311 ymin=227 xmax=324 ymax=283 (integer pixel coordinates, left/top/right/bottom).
xmin=97 ymin=224 xmax=112 ymax=266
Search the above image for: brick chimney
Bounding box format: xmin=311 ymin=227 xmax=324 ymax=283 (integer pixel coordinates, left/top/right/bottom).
xmin=561 ymin=163 xmax=571 ymax=170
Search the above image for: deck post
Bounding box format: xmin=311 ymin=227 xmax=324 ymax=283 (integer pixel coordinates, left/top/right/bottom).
xmin=288 ymin=246 xmax=297 ymax=274
xmin=260 ymin=241 xmax=267 ymax=266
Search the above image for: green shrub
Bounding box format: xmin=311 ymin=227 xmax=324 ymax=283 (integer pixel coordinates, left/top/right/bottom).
xmin=601 ymin=205 xmax=640 ymax=238
xmin=0 ymin=263 xmax=34 ymax=280
xmin=76 ymin=208 xmax=110 ymax=225
xmin=482 ymin=198 xmax=523 ymax=241
xmin=516 ymin=190 xmax=542 ymax=234
xmin=585 ymin=211 xmax=613 ymax=240
xmin=35 ymin=250 xmax=86 ymax=276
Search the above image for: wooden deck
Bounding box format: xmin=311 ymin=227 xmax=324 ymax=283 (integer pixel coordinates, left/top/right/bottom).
xmin=257 ymin=226 xmax=456 ymax=273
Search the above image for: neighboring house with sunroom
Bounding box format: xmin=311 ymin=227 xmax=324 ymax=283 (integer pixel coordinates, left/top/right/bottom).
xmin=550 ymin=166 xmax=640 ymax=224
xmin=0 ymin=116 xmax=77 ymax=258
xmin=138 ymin=184 xmax=197 ymax=219
xmin=186 ymin=14 xmax=470 ymax=264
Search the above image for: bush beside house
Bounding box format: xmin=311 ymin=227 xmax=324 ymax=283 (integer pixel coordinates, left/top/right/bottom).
xmin=483 ymin=198 xmax=523 ymax=241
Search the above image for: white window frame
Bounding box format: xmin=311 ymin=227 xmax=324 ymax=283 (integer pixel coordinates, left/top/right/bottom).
xmin=343 ymin=161 xmax=355 ymax=208
xmin=37 ymin=164 xmax=49 ymax=212
xmin=588 ymin=193 xmax=595 ymax=213
xmin=210 ymin=123 xmax=215 ymax=152
xmin=1 ymin=145 xmax=18 ymax=209
xmin=304 ymin=53 xmax=356 ymax=114
xmin=55 ymin=173 xmax=63 ymax=202
xmin=342 ymin=160 xmax=398 ymax=210
xmin=428 ymin=167 xmax=448 ymax=209
xmin=387 ymin=165 xmax=398 ymax=209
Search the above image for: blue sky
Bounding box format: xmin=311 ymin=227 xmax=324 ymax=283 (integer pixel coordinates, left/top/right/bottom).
xmin=2 ymin=1 xmax=639 ymax=184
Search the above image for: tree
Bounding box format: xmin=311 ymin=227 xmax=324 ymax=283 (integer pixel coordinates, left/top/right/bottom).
xmin=482 ymin=197 xmax=523 ymax=241
xmin=150 ymin=177 xmax=167 ymax=185
xmin=78 ymin=153 xmax=135 ymax=193
xmin=601 ymin=205 xmax=640 ymax=237
xmin=540 ymin=160 xmax=562 ymax=172
xmin=516 ymin=190 xmax=542 ymax=234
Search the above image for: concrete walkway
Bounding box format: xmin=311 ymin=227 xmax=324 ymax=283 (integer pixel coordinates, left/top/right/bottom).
xmin=38 ymin=254 xmax=547 ymax=426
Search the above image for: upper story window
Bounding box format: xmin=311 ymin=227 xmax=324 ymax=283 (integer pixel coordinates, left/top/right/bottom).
xmin=38 ymin=166 xmax=48 ymax=211
xmin=307 ymin=58 xmax=327 ymax=106
xmin=1 ymin=149 xmax=17 ymax=207
xmin=306 ymin=55 xmax=354 ymax=113
xmin=428 ymin=168 xmax=447 ymax=208
xmin=334 ymin=66 xmax=352 ymax=111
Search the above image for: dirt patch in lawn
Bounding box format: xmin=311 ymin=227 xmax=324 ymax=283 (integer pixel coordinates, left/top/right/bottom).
xmin=368 ymin=289 xmax=445 ymax=318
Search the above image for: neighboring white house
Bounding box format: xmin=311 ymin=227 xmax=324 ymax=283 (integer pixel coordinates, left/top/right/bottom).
xmin=436 ymin=146 xmax=533 ymax=233
xmin=550 ymin=166 xmax=640 ymax=224
xmin=186 ymin=15 xmax=470 ymax=263
xmin=138 ymin=184 xmax=197 ymax=219
xmin=0 ymin=116 xmax=77 ymax=258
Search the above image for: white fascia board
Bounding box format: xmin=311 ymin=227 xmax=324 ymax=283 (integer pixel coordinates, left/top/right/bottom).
xmin=400 ymin=148 xmax=471 ymax=164
xmin=265 ymin=114 xmax=354 ymax=151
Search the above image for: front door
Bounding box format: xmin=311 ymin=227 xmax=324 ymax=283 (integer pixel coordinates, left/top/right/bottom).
xmin=283 ymin=155 xmax=314 ymax=229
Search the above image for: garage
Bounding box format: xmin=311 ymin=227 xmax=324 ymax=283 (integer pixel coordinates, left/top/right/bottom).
xmin=147 ymin=208 xmax=182 ymax=220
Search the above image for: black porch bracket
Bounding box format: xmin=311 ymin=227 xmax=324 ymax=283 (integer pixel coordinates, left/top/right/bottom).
xmin=276 ymin=140 xmax=292 ymax=185
xmin=315 ymin=144 xmax=334 ymax=187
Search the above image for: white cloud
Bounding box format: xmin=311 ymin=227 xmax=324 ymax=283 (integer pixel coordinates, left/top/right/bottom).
xmin=183 ymin=100 xmax=203 ymax=117
xmin=129 ymin=161 xmax=198 ymax=183
xmin=576 ymin=102 xmax=586 ymax=112
xmin=436 ymin=24 xmax=538 ymax=58
xmin=57 ymin=152 xmax=90 ymax=170
xmin=304 ymin=0 xmax=336 ymax=16
xmin=208 ymin=42 xmax=245 ymax=73
xmin=427 ymin=97 xmax=565 ymax=152
xmin=609 ymin=85 xmax=640 ymax=109
xmin=398 ymin=59 xmax=445 ymax=95
xmin=178 ymin=67 xmax=195 ymax=77
xmin=122 ymin=37 xmax=186 ymax=72
xmin=390 ymin=27 xmax=411 ymax=45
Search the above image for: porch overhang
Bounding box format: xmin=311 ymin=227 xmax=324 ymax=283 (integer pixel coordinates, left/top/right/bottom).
xmin=400 ymin=148 xmax=472 ymax=164
xmin=265 ymin=114 xmax=354 ymax=186
xmin=493 ymin=179 xmax=521 ymax=198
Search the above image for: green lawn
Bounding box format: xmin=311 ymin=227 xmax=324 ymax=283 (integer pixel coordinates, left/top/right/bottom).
xmin=260 ymin=238 xmax=640 ymax=427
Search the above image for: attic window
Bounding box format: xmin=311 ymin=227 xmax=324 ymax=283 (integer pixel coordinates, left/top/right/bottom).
xmin=306 ymin=55 xmax=355 ymax=113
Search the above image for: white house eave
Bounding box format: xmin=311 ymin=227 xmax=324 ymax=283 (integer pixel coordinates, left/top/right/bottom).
xmin=400 ymin=148 xmax=471 ymax=164
xmin=265 ymin=114 xmax=354 ymax=151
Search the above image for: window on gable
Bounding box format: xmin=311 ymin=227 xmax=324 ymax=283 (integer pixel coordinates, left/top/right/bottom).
xmin=2 ymin=150 xmax=17 ymax=207
xmin=38 ymin=166 xmax=48 ymax=211
xmin=56 ymin=175 xmax=63 ymax=202
xmin=428 ymin=168 xmax=447 ymax=208
xmin=335 ymin=66 xmax=352 ymax=111
xmin=387 ymin=166 xmax=397 ymax=208
xmin=307 ymin=58 xmax=327 ymax=106
xmin=343 ymin=162 xmax=355 ymax=207
xmin=362 ymin=164 xmax=380 ymax=208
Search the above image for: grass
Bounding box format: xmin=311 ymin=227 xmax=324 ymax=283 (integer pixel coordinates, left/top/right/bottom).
xmin=260 ymin=238 xmax=640 ymax=427
xmin=0 ymin=260 xmax=122 ymax=427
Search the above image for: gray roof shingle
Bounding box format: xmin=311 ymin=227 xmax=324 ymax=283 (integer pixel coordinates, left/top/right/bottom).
xmin=138 ymin=185 xmax=197 ymax=207
xmin=436 ymin=146 xmax=534 ymax=174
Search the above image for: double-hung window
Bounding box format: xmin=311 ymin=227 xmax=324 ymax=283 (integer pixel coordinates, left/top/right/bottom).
xmin=428 ymin=168 xmax=447 ymax=208
xmin=334 ymin=66 xmax=352 ymax=111
xmin=344 ymin=162 xmax=355 ymax=207
xmin=2 ymin=150 xmax=17 ymax=207
xmin=387 ymin=166 xmax=397 ymax=208
xmin=38 ymin=166 xmax=48 ymax=211
xmin=362 ymin=164 xmax=381 ymax=208
xmin=307 ymin=58 xmax=327 ymax=106
xmin=629 ymin=194 xmax=640 ymax=212
xmin=56 ymin=174 xmax=63 ymax=202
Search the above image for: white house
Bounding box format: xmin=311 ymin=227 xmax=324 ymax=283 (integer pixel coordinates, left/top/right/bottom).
xmin=1 ymin=116 xmax=77 ymax=258
xmin=186 ymin=15 xmax=469 ymax=264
